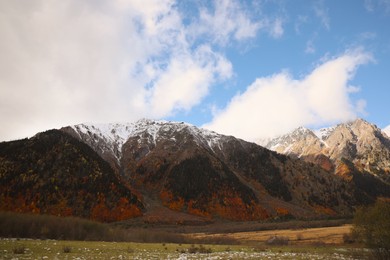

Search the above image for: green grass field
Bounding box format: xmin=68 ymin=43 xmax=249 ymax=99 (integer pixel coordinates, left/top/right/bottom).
xmin=0 ymin=238 xmax=368 ymax=259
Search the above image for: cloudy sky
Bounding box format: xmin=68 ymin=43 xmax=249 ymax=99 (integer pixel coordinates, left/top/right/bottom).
xmin=1 ymin=0 xmax=389 ymax=142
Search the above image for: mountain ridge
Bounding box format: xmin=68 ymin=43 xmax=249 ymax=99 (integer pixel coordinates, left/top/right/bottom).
xmin=261 ymin=118 xmax=390 ymax=184
xmin=1 ymin=118 xmax=389 ymax=223
xmin=61 ymin=118 xmax=389 ymax=220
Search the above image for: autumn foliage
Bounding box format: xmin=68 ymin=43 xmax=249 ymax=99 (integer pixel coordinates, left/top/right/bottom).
xmin=91 ymin=196 xmax=142 ymax=222
xmin=160 ymin=188 xmax=268 ymax=221
xmin=0 ymin=130 xmax=143 ymax=222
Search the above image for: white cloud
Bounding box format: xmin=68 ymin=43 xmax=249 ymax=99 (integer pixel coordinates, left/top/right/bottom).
xmin=294 ymin=15 xmax=308 ymax=34
xmin=1 ymin=0 xmax=259 ymax=141
xmin=269 ymin=18 xmax=284 ymax=39
xmin=364 ymin=0 xmax=375 ymax=12
xmin=191 ymin=0 xmax=262 ymax=45
xmin=305 ymin=40 xmax=316 ymax=54
xmin=363 ymin=0 xmax=390 ymax=13
xmin=355 ymin=99 xmax=367 ymax=115
xmin=204 ymin=49 xmax=372 ymax=141
xmin=147 ymin=46 xmax=232 ymax=117
xmin=313 ymin=0 xmax=330 ymax=30
xmin=381 ymin=0 xmax=390 ymax=12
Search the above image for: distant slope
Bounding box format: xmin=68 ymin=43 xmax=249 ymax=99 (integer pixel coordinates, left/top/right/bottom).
xmin=0 ymin=130 xmax=143 ymax=222
xmin=261 ymin=118 xmax=390 ymax=203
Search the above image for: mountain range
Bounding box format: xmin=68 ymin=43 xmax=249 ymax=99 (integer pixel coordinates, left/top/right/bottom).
xmin=1 ymin=118 xmax=389 ymax=223
xmin=262 ymin=119 xmax=390 ymax=184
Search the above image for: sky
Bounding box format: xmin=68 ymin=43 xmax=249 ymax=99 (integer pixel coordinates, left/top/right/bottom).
xmin=0 ymin=0 xmax=389 ymax=142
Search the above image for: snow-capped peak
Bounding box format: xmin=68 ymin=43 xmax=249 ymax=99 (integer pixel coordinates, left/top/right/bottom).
xmin=262 ymin=126 xmax=316 ymax=151
xmin=314 ymin=126 xmax=336 ymax=141
xmin=67 ymin=119 xmax=226 ymax=161
xmin=384 ymin=125 xmax=390 ymax=137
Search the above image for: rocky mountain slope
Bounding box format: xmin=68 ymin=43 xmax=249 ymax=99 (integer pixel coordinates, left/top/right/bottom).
xmin=262 ymin=118 xmax=390 ymax=187
xmin=62 ymin=119 xmax=388 ymax=220
xmin=1 ymin=118 xmax=389 ymax=223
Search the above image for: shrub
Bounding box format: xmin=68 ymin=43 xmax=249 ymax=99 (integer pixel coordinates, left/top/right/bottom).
xmin=342 ymin=233 xmax=355 ymax=244
xmin=187 ymin=244 xmax=212 ymax=254
xmin=12 ymin=245 xmax=26 ymax=254
xmin=62 ymin=246 xmax=72 ymax=253
xmin=252 ymin=245 xmax=267 ymax=252
xmin=352 ymin=199 xmax=390 ymax=260
xmin=296 ymin=233 xmax=304 ymax=241
xmin=311 ymin=240 xmax=326 ymax=247
xmin=265 ymin=236 xmax=289 ymax=246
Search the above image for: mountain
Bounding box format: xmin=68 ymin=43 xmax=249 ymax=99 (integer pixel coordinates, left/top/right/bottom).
xmin=262 ymin=118 xmax=390 ymax=198
xmin=1 ymin=118 xmax=388 ymax=223
xmin=0 ymin=130 xmax=144 ymax=222
xmin=384 ymin=125 xmax=390 ymax=138
xmin=62 ymin=119 xmax=372 ymax=221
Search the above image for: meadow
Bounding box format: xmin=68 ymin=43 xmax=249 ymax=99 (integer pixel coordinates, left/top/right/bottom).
xmin=0 ymin=238 xmax=368 ymax=259
xmin=0 ymin=212 xmax=370 ymax=259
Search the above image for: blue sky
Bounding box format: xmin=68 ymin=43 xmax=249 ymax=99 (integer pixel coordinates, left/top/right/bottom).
xmin=0 ymin=0 xmax=389 ymax=141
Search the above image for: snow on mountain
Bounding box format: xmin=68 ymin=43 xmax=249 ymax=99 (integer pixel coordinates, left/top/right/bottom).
xmin=65 ymin=119 xmax=226 ymax=162
xmin=261 ymin=118 xmax=390 ymax=183
xmin=261 ymin=126 xmax=321 ymax=156
xmin=314 ymin=126 xmax=336 ymax=141
xmin=384 ymin=125 xmax=390 ymax=137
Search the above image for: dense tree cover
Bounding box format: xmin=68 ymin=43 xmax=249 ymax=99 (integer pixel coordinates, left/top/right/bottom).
xmin=352 ymin=199 xmax=390 ymax=259
xmin=160 ymin=156 xmax=268 ymax=220
xmin=0 ymin=130 xmax=143 ymax=222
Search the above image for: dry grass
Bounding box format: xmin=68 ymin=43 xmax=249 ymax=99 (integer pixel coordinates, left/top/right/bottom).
xmin=189 ymin=224 xmax=352 ymax=246
xmin=0 ymin=238 xmax=368 ymax=259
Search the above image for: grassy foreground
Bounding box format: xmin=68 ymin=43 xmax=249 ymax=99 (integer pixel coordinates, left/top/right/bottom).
xmin=0 ymin=238 xmax=368 ymax=259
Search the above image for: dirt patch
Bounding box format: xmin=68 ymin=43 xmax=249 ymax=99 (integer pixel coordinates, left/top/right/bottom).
xmin=189 ymin=224 xmax=352 ymax=245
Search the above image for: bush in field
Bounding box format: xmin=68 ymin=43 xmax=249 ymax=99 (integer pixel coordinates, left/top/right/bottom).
xmin=187 ymin=244 xmax=212 ymax=254
xmin=12 ymin=245 xmax=26 ymax=254
xmin=352 ymin=199 xmax=390 ymax=260
xmin=62 ymin=246 xmax=72 ymax=253
xmin=342 ymin=233 xmax=355 ymax=244
xmin=265 ymin=235 xmax=289 ymax=246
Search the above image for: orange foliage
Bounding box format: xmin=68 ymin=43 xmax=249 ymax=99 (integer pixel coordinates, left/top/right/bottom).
xmin=187 ymin=200 xmax=211 ymax=218
xmin=210 ymin=191 xmax=269 ymax=221
xmin=160 ymin=190 xmax=172 ymax=204
xmin=0 ymin=193 xmax=41 ymax=214
xmin=159 ymin=187 xmax=269 ymax=221
xmin=90 ymin=194 xmax=112 ymax=222
xmin=160 ymin=190 xmax=185 ymax=211
xmin=313 ymin=205 xmax=336 ymax=216
xmin=335 ymin=163 xmax=353 ymax=182
xmin=91 ymin=195 xmax=142 ymax=222
xmin=111 ymin=197 xmax=142 ymax=221
xmin=46 ymin=199 xmax=73 ymax=217
xmin=169 ymin=197 xmax=185 ymax=211
xmin=275 ymin=207 xmax=289 ymax=216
